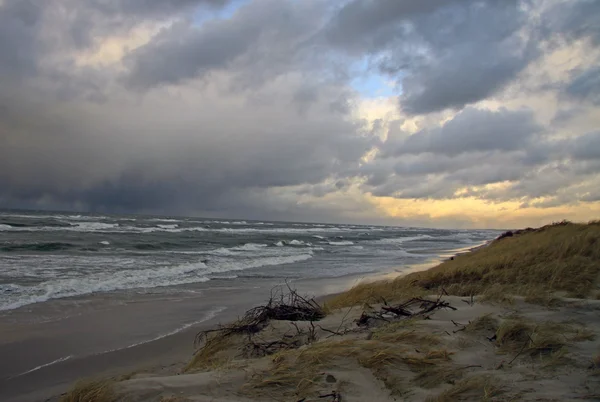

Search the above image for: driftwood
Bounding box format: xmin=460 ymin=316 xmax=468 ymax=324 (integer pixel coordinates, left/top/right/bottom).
xmin=355 ymin=296 xmax=456 ymax=327
xmin=194 ymin=284 xmax=325 ymax=347
xmin=319 ymin=391 xmax=342 ymax=401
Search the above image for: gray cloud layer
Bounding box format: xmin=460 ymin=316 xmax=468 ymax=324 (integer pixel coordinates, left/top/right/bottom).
xmin=1 ymin=0 xmax=600 ymax=225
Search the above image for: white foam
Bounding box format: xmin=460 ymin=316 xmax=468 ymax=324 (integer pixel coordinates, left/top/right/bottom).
xmin=3 ymin=223 xmax=358 ymax=235
xmin=372 ymin=235 xmax=432 ymax=244
xmin=312 ymin=235 xmax=326 ymax=239
xmin=99 ymin=241 xmax=110 ymax=245
xmin=274 ymin=240 xmax=313 ymax=247
xmin=0 ymin=261 xmax=210 ymax=311
xmin=10 ymin=355 xmax=73 ymax=378
xmin=232 ymin=243 xmax=268 ymax=251
xmin=0 ymin=252 xmax=313 ymax=311
xmin=289 ymin=240 xmax=312 ymax=246
xmin=328 ymin=241 xmax=354 ymax=246
xmin=157 ymin=224 xmax=178 ymax=229
xmin=205 ymin=253 xmax=313 ymax=274
xmin=0 ymin=224 xmax=11 ymax=230
xmin=208 ymin=243 xmax=268 ymax=255
xmin=74 ymin=222 xmax=119 ymax=231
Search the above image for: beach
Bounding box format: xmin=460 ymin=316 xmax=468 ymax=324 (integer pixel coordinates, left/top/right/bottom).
xmin=0 ymin=275 xmax=360 ymax=402
xmin=50 ymin=221 xmax=600 ymax=402
xmin=0 ymin=210 xmax=499 ymax=401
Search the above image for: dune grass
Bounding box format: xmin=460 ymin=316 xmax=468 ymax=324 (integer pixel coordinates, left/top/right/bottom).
xmin=59 ymin=379 xmax=116 ymax=402
xmin=494 ymin=318 xmax=593 ymax=365
xmin=244 ymin=332 xmax=453 ymax=399
xmin=425 ymin=375 xmax=502 ymax=402
xmin=328 ymin=221 xmax=600 ymax=309
xmin=184 ymin=333 xmax=239 ymax=372
xmin=466 ymin=314 xmax=499 ymax=333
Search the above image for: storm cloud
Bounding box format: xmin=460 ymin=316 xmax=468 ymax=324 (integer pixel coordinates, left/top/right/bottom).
xmin=1 ymin=0 xmax=600 ymax=227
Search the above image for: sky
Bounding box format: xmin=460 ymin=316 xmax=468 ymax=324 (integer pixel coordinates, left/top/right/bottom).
xmin=1 ymin=0 xmax=600 ymax=229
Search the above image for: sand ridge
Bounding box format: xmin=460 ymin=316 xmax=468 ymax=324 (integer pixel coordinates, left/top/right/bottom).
xmin=110 ymin=296 xmax=600 ymax=401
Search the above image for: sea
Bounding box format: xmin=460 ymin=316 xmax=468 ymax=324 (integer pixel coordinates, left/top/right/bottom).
xmin=0 ymin=209 xmax=499 ymax=313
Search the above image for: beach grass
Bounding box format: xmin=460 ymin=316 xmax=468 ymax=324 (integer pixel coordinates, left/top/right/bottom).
xmin=59 ymin=379 xmax=116 ymax=402
xmin=425 ymin=375 xmax=503 ymax=402
xmin=244 ymin=328 xmax=453 ymax=399
xmin=184 ymin=333 xmax=239 ymax=372
xmin=327 ymin=221 xmax=600 ymax=309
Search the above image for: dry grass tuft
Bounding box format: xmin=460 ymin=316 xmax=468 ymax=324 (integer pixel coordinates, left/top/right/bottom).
xmin=326 ymin=280 xmax=425 ymax=310
xmin=524 ymin=289 xmax=564 ymax=307
xmin=466 ymin=314 xmax=499 ymax=333
xmin=244 ymin=336 xmax=454 ymax=399
xmin=494 ymin=319 xmax=592 ymax=364
xmin=59 ymin=379 xmax=117 ymax=402
xmin=412 ymin=365 xmax=463 ymax=389
xmin=160 ymin=397 xmax=191 ymax=402
xmin=425 ymin=375 xmax=503 ymax=402
xmin=425 ymin=349 xmax=454 ymax=360
xmin=590 ymin=353 xmax=600 ymax=376
xmin=184 ymin=333 xmax=238 ymax=372
xmin=328 ymin=221 xmax=600 ymax=308
xmin=570 ymin=328 xmax=596 ymax=342
xmin=372 ymin=327 xmax=440 ymax=346
xmin=495 ymin=319 xmax=531 ymax=353
xmin=478 ymin=284 xmax=515 ymax=305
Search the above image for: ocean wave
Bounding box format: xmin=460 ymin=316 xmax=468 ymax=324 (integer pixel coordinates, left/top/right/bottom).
xmin=0 ymin=251 xmax=313 ymax=311
xmin=274 ymin=239 xmax=313 ymax=247
xmin=0 ymin=261 xmax=210 ymax=311
xmin=1 ymin=223 xmax=360 ymax=235
xmin=1 ymin=242 xmax=76 ymax=252
xmin=0 ymin=224 xmax=12 ymax=230
xmin=208 ymin=243 xmax=269 ymax=255
xmin=157 ymin=224 xmax=178 ymax=229
xmin=71 ymin=222 xmax=119 ymax=231
xmin=208 ymin=275 xmax=239 ymax=280
xmin=99 ymin=241 xmax=110 ymax=246
xmin=372 ymin=235 xmax=433 ymax=244
xmin=232 ymin=243 xmax=268 ymax=251
xmin=328 ymin=241 xmax=354 ymax=246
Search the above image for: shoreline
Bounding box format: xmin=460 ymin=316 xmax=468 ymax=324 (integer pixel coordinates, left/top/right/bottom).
xmin=98 ymin=222 xmax=600 ymax=402
xmin=0 ymin=242 xmax=488 ymax=402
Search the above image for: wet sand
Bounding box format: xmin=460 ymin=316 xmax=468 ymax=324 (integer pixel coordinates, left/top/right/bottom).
xmin=0 ymin=274 xmax=366 ymax=402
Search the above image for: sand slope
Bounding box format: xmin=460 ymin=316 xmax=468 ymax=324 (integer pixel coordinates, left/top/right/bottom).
xmin=112 ymin=296 xmax=600 ymax=401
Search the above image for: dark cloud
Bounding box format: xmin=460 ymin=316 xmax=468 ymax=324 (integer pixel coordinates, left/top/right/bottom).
xmin=0 ymin=0 xmax=44 ymax=79
xmin=325 ymin=0 xmax=533 ymax=114
xmin=382 ymin=107 xmax=541 ymax=157
xmin=88 ymin=0 xmax=230 ymax=16
xmin=571 ymin=131 xmax=600 ymax=160
xmin=1 ymin=0 xmax=600 ymax=224
xmin=124 ymin=0 xmax=326 ymax=89
xmin=565 ymin=66 xmax=600 ymax=105
xmin=544 ymin=0 xmax=600 ymax=45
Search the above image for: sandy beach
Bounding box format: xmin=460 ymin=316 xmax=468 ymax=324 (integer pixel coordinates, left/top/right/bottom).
xmin=0 ymin=273 xmax=377 ymax=402
xmin=51 ymin=221 xmax=600 ymax=402
xmin=4 ymin=222 xmax=600 ymax=401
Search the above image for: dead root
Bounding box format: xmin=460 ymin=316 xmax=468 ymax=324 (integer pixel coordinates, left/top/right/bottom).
xmin=194 ymin=285 xmax=325 ymax=352
xmin=356 ymin=295 xmax=456 ymax=327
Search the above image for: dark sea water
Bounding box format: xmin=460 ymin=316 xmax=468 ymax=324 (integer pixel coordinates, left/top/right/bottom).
xmin=0 ymin=209 xmax=499 ymax=312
